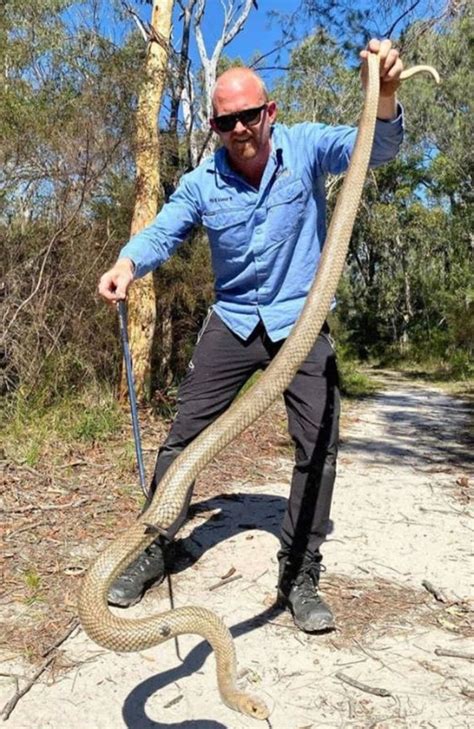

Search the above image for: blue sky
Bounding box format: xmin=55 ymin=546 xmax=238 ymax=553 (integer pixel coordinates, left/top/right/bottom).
xmin=61 ymin=1 xmax=302 ymax=89
xmin=61 ymin=1 xmax=301 ymax=91
xmin=194 ymin=1 xmax=297 ymax=60
xmin=151 ymin=0 xmax=439 ymax=86
xmin=65 ymin=0 xmax=441 ymax=89
xmin=176 ymin=0 xmax=438 ymax=65
xmin=185 ymin=0 xmax=300 ymax=86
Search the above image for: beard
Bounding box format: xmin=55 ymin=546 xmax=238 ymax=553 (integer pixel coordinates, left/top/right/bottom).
xmin=230 ymin=136 xmax=258 ymax=159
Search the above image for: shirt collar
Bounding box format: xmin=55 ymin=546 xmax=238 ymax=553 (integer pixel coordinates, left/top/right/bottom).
xmin=205 ymin=125 xmax=284 ymax=182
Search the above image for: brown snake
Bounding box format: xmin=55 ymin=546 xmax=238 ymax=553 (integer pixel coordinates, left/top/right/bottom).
xmin=78 ymin=54 xmax=439 ymax=720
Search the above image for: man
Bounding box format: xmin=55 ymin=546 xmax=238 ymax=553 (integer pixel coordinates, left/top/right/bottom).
xmin=99 ymin=39 xmax=405 ymax=632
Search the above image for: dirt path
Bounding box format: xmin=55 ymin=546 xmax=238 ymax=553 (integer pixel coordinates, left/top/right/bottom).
xmin=1 ymin=373 xmax=472 ymax=728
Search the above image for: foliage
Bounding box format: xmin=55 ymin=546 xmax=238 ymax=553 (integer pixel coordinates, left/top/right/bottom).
xmin=1 ymin=382 xmax=123 ymax=466
xmin=1 ymin=1 xmax=471 ymax=424
xmin=152 ymin=231 xmax=214 ymax=391
xmin=338 ymin=360 xmax=378 ymax=398
xmin=273 ymin=29 xmax=360 ymax=127
xmin=273 ymin=11 xmax=472 ymax=381
xmin=1 ymin=1 xmax=144 ymax=400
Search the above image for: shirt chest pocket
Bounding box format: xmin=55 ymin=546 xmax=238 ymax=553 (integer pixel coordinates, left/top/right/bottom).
xmin=202 ymin=208 xmax=250 ymax=252
xmin=266 ymin=179 xmax=307 ymax=243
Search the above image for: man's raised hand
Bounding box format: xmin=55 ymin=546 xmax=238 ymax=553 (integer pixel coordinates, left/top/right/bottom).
xmin=360 ymin=38 xmax=404 ymax=98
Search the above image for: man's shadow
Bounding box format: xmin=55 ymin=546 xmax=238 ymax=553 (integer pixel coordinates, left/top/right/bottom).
xmin=167 ymin=491 xmax=287 ymax=574
xmin=122 ymin=491 xmax=288 ymax=729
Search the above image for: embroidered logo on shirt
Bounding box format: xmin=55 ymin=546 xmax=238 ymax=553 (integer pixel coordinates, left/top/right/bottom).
xmin=209 ymin=196 xmax=233 ymax=203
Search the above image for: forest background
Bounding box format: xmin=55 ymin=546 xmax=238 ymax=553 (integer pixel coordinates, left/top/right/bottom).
xmin=1 ymin=0 xmax=472 ymax=461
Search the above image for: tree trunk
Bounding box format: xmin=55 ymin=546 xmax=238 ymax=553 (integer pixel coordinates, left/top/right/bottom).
xmin=121 ymin=0 xmax=174 ymax=402
xmin=396 ymin=234 xmax=414 ymax=354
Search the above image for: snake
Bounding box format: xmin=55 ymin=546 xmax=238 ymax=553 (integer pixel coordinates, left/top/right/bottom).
xmin=78 ymin=54 xmax=439 ymax=720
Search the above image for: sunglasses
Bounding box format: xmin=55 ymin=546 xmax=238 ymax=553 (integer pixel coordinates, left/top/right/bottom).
xmin=211 ymin=104 xmax=268 ymax=133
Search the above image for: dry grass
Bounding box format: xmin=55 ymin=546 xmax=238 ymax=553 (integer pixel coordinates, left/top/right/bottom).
xmin=324 ymin=575 xmax=431 ymax=645
xmin=0 ymin=400 xmax=297 ymax=662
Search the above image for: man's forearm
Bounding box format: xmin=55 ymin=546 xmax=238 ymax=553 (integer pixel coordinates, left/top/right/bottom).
xmin=377 ymin=94 xmax=398 ymax=121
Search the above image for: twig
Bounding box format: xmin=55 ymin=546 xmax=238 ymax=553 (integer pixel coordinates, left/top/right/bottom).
xmin=266 ymin=619 xmax=298 ymax=631
xmin=209 ymin=574 xmax=242 ymax=591
xmin=0 ymin=676 xmax=18 ymax=696
xmin=419 ymin=506 xmax=464 ymax=516
xmin=1 ymin=618 xmax=81 ymax=720
xmin=383 ymin=0 xmax=421 ymax=38
xmin=3 ymin=503 xmax=42 ymax=513
xmin=335 ymin=671 xmax=392 ymax=697
xmin=435 ymin=648 xmax=474 ymax=661
xmin=220 ymin=566 xmax=236 ymax=580
xmin=422 ymin=580 xmax=448 ymax=603
xmin=41 ymin=618 xmax=80 ymax=658
xmin=461 ymin=687 xmax=474 ymax=699
xmin=4 ymin=498 xmax=89 ymax=515
xmin=163 ymin=695 xmax=183 ymax=709
xmin=5 ymin=521 xmax=47 ymax=541
xmin=1 ymin=655 xmax=55 ymax=720
xmin=2 ymin=223 xmax=68 ymax=345
xmin=121 ymin=1 xmax=149 ymax=42
xmin=10 ymin=464 xmax=43 ymax=478
xmin=351 ymin=638 xmax=403 ymax=677
xmin=55 ymin=460 xmax=89 ymax=468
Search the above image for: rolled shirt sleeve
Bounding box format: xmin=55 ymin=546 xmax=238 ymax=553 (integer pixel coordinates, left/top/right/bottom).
xmin=370 ymin=102 xmax=405 ymax=167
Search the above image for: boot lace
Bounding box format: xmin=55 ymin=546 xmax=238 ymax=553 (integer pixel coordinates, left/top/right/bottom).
xmin=117 ymin=541 xmax=164 ymax=582
xmin=293 ymin=562 xmax=325 ymax=602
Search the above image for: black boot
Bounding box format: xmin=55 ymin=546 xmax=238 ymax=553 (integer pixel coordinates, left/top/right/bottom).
xmin=277 ymin=552 xmax=335 ymax=632
xmin=107 ymin=539 xmax=166 ymax=608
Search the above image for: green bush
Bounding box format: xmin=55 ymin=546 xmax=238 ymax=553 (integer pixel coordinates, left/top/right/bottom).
xmin=2 ymin=384 xmax=123 ymax=465
xmin=337 ymin=358 xmax=378 ymax=398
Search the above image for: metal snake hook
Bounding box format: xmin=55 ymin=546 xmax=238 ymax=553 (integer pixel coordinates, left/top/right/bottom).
xmin=117 ymin=299 xmax=149 ymax=500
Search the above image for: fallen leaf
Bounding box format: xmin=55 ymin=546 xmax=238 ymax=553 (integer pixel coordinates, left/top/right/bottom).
xmin=63 ymin=566 xmax=85 ymax=575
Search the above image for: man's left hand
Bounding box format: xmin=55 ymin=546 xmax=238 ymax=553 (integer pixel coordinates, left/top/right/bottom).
xmin=360 ymin=38 xmax=404 ymax=98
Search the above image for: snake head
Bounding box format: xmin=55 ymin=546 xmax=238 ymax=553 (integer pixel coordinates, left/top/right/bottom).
xmin=232 ymin=690 xmax=270 ymax=720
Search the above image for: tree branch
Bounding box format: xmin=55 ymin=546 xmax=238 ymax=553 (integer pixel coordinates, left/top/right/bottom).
xmin=1 ymin=619 xmax=80 ymax=720
xmin=250 ymin=38 xmax=294 ymax=69
xmin=121 ymin=1 xmax=149 ymax=42
xmin=223 ymin=0 xmax=255 ymax=45
xmin=383 ymin=0 xmax=422 ymax=39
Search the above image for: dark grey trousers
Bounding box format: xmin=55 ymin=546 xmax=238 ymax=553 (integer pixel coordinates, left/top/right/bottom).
xmin=150 ymin=311 xmax=340 ymax=561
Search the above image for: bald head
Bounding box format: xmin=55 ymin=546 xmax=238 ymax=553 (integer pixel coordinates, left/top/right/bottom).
xmin=209 ymin=67 xmax=277 ymax=178
xmin=212 ymin=67 xmax=268 ymax=116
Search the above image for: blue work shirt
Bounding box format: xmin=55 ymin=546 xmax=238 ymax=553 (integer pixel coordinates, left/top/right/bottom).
xmin=120 ymin=110 xmax=404 ymax=341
